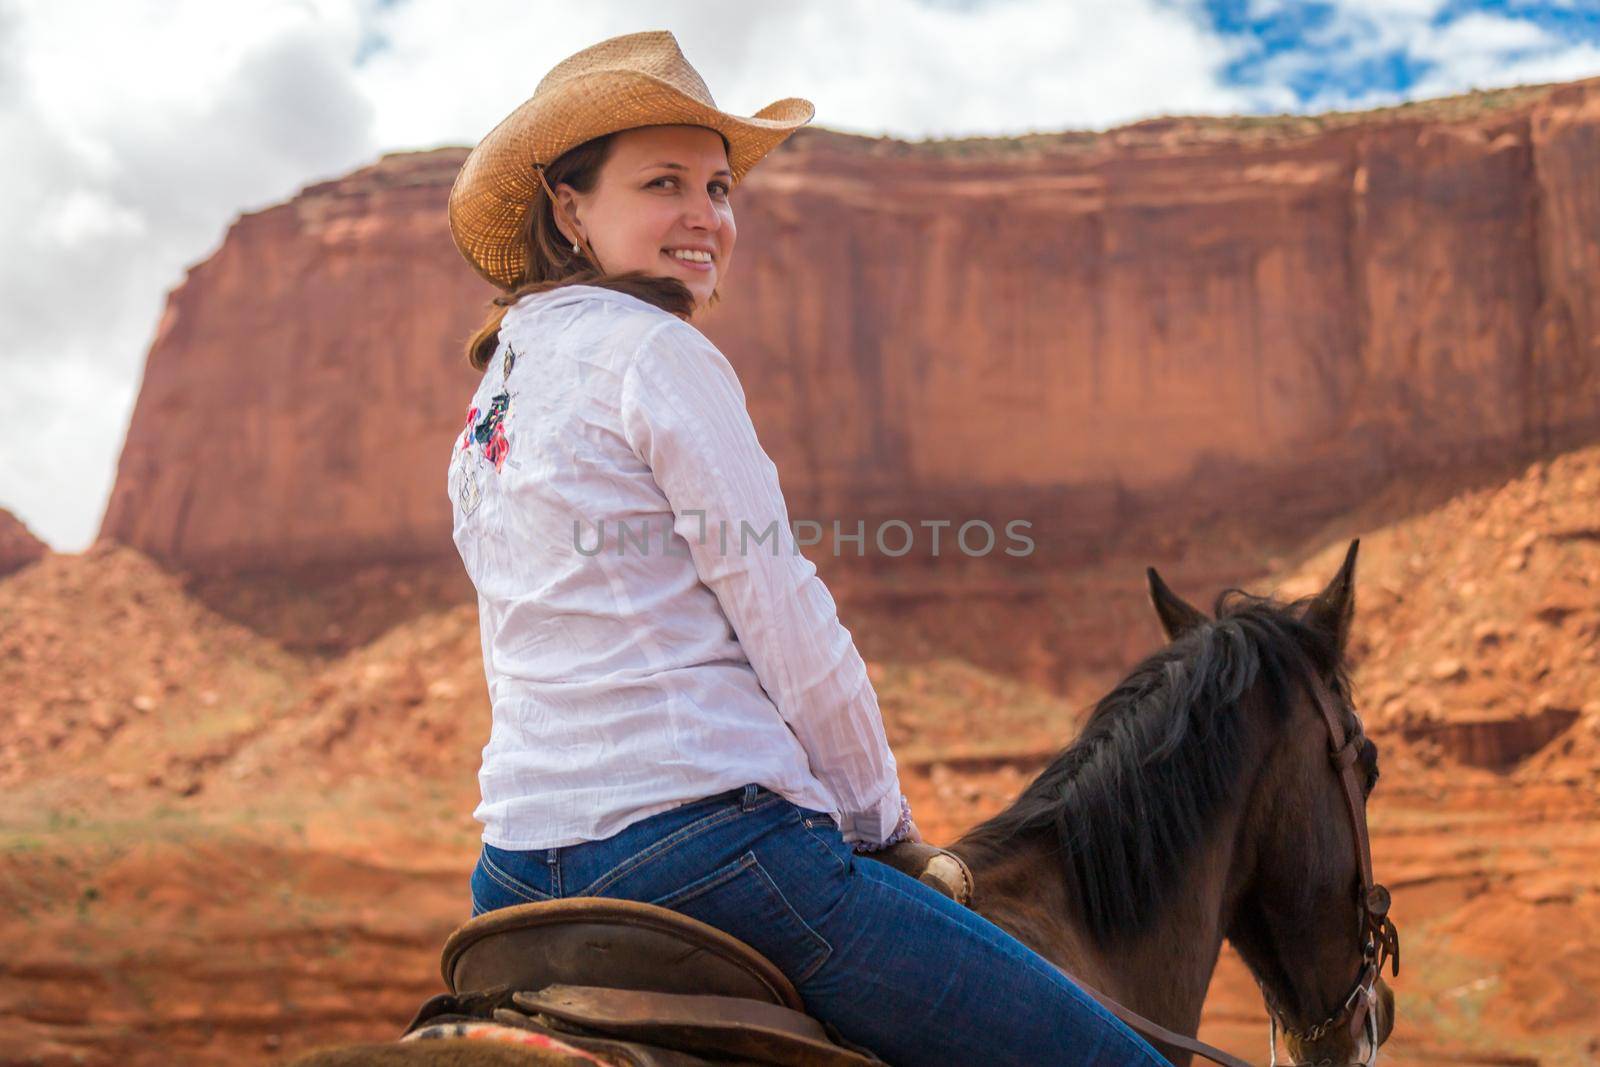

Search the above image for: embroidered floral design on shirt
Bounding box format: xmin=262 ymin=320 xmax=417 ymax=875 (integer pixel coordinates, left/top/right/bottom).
xmin=455 ymin=388 xmax=514 ymax=469
xmin=451 ymin=345 xmax=521 ymax=517
xmin=469 ymin=392 xmax=512 ymax=472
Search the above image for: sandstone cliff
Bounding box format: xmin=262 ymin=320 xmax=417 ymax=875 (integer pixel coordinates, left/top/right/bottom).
xmin=100 ymin=79 xmax=1600 ymax=574
xmin=99 ymin=148 xmax=489 ymax=574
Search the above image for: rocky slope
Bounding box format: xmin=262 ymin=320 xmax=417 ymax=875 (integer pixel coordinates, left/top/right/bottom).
xmin=0 ymin=543 xmax=311 ymax=795
xmin=6 ymin=442 xmax=1599 ymax=1065
xmin=0 ymin=506 xmax=47 ymax=577
xmin=1275 ymin=446 xmax=1600 ymax=781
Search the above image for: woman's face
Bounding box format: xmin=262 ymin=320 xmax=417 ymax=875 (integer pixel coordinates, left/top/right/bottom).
xmin=555 ymin=124 xmax=736 ymax=310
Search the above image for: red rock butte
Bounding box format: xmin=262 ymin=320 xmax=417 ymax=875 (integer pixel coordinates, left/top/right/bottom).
xmin=99 ymin=78 xmax=1600 ymax=576
xmin=0 ymin=507 xmax=47 ymax=577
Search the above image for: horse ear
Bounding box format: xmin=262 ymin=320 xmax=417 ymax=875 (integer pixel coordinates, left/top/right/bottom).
xmin=1303 ymin=538 xmax=1360 ymax=654
xmin=1146 ymin=567 xmax=1208 ymax=641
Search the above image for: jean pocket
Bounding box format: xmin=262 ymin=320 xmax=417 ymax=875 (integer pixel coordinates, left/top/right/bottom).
xmin=648 ymin=850 xmax=833 ymax=985
xmin=794 ymin=810 xmax=852 ymax=876
xmin=577 ymin=799 xmax=747 ymax=898
xmin=798 ymin=808 xmax=838 ymax=830
xmin=472 ymin=846 xmax=555 ymax=914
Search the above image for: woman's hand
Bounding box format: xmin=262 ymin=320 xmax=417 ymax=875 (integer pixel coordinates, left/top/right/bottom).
xmin=905 ymin=818 xmax=924 ymax=844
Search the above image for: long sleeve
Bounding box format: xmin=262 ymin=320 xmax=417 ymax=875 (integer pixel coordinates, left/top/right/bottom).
xmin=619 ymin=317 xmax=905 ymax=846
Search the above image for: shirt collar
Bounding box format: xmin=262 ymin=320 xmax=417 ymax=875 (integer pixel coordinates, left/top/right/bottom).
xmin=506 ymin=283 xmax=671 ymax=323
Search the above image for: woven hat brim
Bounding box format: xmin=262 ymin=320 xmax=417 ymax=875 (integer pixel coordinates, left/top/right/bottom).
xmin=449 ymin=70 xmax=814 ymax=290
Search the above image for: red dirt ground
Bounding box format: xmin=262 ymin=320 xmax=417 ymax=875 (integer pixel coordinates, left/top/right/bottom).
xmin=3 ymin=445 xmax=1597 ymax=1065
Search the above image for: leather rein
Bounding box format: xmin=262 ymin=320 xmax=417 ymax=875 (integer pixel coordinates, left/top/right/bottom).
xmin=1049 ymin=673 xmax=1401 ymax=1067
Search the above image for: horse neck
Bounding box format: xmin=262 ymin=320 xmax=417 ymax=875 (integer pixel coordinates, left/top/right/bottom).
xmin=949 ymin=695 xmax=1276 ymax=1054
xmin=952 ymin=814 xmax=1239 ymax=1049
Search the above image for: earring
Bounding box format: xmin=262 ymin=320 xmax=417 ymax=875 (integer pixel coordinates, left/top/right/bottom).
xmin=571 ymin=241 xmax=579 ymax=253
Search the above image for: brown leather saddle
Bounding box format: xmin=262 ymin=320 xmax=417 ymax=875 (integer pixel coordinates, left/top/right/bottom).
xmin=402 ymin=843 xmax=973 ymax=1066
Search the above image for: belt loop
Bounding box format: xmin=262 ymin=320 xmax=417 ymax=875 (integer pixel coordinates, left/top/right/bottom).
xmin=741 ymin=783 xmax=759 ymax=812
xmin=546 ymin=847 xmax=561 ymax=897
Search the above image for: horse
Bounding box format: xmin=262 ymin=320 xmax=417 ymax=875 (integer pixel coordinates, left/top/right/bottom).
xmin=284 ymin=539 xmax=1397 ymax=1066
xmin=949 ymin=538 xmax=1397 ymax=1065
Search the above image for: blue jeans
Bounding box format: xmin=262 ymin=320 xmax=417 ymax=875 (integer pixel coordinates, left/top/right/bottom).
xmin=469 ymin=783 xmax=1168 ymax=1066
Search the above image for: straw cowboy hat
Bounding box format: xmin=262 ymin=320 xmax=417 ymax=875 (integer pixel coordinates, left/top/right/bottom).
xmin=448 ymin=29 xmax=815 ymax=290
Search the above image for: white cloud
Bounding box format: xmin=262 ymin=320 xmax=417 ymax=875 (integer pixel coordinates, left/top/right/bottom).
xmin=0 ymin=0 xmax=380 ymax=552
xmin=349 ymin=0 xmax=1259 ymax=146
xmin=2 ymin=0 xmax=1598 ymax=552
xmin=1410 ymin=12 xmax=1600 ymax=97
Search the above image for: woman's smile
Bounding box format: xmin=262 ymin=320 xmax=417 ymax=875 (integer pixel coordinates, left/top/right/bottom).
xmin=663 ymin=247 xmax=716 ymax=273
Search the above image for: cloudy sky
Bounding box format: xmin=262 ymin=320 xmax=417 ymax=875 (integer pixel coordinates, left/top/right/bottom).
xmin=4 ymin=0 xmax=1599 ymax=552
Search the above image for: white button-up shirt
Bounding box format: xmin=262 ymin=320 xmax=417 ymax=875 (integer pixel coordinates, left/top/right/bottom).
xmin=447 ymin=284 xmax=904 ymax=851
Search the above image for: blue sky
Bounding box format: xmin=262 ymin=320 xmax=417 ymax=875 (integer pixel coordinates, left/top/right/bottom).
xmin=4 ymin=0 xmax=1600 ymax=552
xmin=1203 ymin=0 xmax=1600 ymax=107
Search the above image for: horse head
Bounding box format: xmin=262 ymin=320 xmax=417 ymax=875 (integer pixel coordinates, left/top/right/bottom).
xmin=1148 ymin=540 xmax=1398 ymax=1066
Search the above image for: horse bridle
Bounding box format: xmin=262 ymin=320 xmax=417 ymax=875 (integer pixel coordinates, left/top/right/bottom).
xmin=1061 ymin=671 xmax=1401 ymax=1067
xmin=1261 ymin=673 xmax=1401 ymax=1067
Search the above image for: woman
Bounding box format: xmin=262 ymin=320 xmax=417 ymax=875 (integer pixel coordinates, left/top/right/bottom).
xmin=446 ymin=29 xmax=1166 ymax=1067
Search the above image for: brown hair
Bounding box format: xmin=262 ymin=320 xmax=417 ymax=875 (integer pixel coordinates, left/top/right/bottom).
xmin=464 ymin=131 xmax=725 ymax=370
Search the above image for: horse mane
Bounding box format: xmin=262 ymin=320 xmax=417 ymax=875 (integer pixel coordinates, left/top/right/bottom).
xmin=956 ymin=586 xmax=1353 ymax=945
